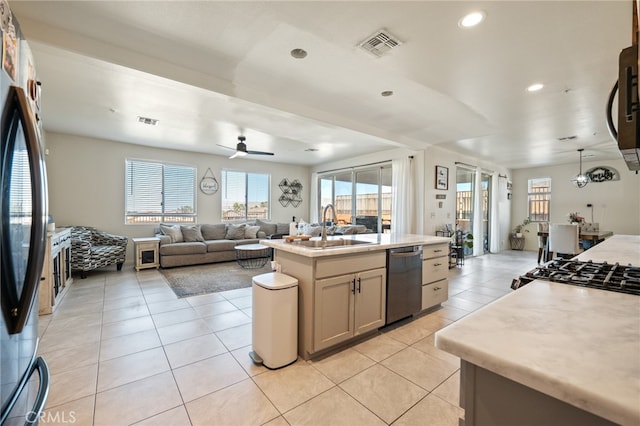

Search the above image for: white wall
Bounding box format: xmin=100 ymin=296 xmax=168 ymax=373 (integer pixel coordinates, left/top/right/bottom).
xmin=44 ymin=132 xmax=310 ymax=263
xmin=511 ymin=158 xmax=640 ymax=251
xmin=421 ymin=146 xmax=512 ymax=251
xmin=50 ymin=129 xmax=627 ymax=264
xmin=310 ymin=145 xmax=512 ymax=251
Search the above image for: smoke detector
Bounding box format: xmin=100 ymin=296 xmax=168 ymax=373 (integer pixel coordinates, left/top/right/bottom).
xmin=137 ymin=116 xmax=159 ymax=126
xmin=358 ymin=29 xmax=402 ymax=57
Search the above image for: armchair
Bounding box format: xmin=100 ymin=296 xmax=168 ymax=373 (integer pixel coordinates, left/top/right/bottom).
xmin=69 ymin=226 xmax=128 ymax=278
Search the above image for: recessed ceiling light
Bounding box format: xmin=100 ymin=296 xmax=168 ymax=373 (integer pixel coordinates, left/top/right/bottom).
xmin=458 ymin=11 xmax=486 ymax=28
xmin=527 ymin=83 xmax=544 ymax=92
xmin=290 ymin=48 xmax=307 ymax=59
xmin=381 ymin=90 xmax=394 ymax=97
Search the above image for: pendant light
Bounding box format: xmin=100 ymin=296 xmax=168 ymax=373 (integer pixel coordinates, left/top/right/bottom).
xmin=571 ymin=148 xmax=590 ymax=188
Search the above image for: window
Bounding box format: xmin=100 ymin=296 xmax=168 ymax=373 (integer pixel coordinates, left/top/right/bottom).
xmin=221 ymin=170 xmax=270 ymax=221
xmin=125 ymin=159 xmax=196 ymax=224
xmin=528 ymin=177 xmax=551 ymax=222
xmin=318 ymin=164 xmax=392 ymax=232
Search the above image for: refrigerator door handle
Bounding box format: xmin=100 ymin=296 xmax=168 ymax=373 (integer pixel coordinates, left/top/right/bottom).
xmin=25 ymin=357 xmax=50 ymax=426
xmin=0 ymin=86 xmax=48 ymax=335
xmin=0 ymin=356 xmax=50 ymax=426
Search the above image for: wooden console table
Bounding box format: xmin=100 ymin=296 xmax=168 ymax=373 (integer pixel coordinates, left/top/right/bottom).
xmin=39 ymin=228 xmax=73 ymax=315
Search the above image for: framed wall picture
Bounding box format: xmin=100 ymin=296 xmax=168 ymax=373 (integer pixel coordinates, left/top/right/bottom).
xmin=435 ymin=165 xmax=448 ymax=190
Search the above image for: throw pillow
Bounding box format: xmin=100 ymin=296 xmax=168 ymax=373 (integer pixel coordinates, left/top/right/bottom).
xmin=159 ymin=224 xmax=184 ymax=243
xmin=276 ymin=222 xmax=289 ymax=234
xmin=201 ymin=224 xmax=227 ymax=240
xmin=181 ymin=225 xmax=204 ymax=242
xmin=306 ymin=225 xmax=322 ymax=237
xmin=225 ymin=223 xmax=246 ymax=240
xmin=256 ymin=219 xmax=277 ymax=236
xmin=244 ymin=225 xmax=261 ymax=239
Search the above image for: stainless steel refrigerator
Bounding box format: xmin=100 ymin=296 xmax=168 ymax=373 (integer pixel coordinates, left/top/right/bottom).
xmin=1 ymin=1 xmax=50 ymax=424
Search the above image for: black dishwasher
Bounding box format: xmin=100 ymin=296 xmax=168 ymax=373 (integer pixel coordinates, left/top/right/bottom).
xmin=386 ymin=246 xmax=423 ymax=325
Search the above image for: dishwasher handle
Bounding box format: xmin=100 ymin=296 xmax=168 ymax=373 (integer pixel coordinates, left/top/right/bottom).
xmin=389 ymin=251 xmax=420 ymax=258
xmin=388 ymin=246 xmax=422 ymax=258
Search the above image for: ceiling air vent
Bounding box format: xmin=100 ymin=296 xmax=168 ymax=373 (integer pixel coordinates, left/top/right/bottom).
xmin=358 ymin=29 xmax=402 ymax=57
xmin=137 ymin=116 xmax=159 ymax=126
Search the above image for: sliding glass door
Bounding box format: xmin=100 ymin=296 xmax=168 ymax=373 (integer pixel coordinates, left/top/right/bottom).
xmin=456 ymin=168 xmax=474 ymax=255
xmin=481 ymin=172 xmax=492 ymax=254
xmin=456 ymin=167 xmax=492 ymax=256
xmin=318 ymin=164 xmax=392 ymax=232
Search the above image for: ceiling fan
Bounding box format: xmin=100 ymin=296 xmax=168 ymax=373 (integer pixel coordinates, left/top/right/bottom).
xmin=217 ymin=136 xmax=274 ymax=159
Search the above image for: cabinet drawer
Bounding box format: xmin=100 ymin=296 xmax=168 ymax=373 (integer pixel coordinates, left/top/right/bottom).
xmin=423 ymin=243 xmax=448 ymax=259
xmin=422 ymin=257 xmax=448 ymax=284
xmin=315 ymin=251 xmax=386 ymax=279
xmin=422 ymin=279 xmax=448 ymax=310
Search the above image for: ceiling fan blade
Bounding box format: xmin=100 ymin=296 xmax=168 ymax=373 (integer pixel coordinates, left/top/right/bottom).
xmin=246 ymin=150 xmax=274 ymax=156
xmin=216 ymin=143 xmax=236 ymax=151
xmin=229 ymin=151 xmax=247 ymax=159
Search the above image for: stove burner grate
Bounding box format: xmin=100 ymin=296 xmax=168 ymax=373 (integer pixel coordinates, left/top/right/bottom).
xmin=514 ymin=259 xmax=640 ymax=295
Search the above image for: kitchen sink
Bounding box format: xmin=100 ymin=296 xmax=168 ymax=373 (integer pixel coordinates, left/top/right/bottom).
xmin=292 ymin=239 xmax=372 ymax=249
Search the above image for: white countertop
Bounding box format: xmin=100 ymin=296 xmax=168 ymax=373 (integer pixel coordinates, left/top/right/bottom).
xmin=261 ymin=233 xmax=451 ymax=257
xmin=435 ymin=235 xmax=640 ymax=425
xmin=573 ymin=234 xmax=640 ymax=265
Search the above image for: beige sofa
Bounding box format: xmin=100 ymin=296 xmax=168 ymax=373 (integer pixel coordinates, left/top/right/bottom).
xmin=156 ymin=220 xmax=289 ymax=268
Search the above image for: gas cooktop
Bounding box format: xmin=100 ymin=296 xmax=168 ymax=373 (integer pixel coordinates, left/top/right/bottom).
xmin=512 ymin=259 xmax=640 ymax=296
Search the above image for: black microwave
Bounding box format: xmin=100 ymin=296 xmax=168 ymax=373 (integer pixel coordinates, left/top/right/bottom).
xmin=608 ymin=44 xmax=640 ymax=171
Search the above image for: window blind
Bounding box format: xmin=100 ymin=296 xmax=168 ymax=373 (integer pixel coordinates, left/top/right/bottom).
xmin=125 ymin=160 xmax=196 ymax=223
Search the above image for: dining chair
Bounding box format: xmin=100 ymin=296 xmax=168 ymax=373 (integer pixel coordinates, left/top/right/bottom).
xmin=537 ymin=222 xmax=549 ymax=263
xmin=548 ymin=223 xmax=581 ymax=259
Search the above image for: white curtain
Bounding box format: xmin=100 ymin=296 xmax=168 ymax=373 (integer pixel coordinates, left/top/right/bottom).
xmin=392 ymin=157 xmax=413 ymax=235
xmin=489 ymin=172 xmax=501 ymax=253
xmin=473 ymin=167 xmax=483 ymax=256
xmin=309 ymin=172 xmax=318 ymax=224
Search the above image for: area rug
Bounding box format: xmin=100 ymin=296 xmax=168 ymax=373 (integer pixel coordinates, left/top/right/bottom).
xmin=160 ymin=262 xmax=272 ymax=298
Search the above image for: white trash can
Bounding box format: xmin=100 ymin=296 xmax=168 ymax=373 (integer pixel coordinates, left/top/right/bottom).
xmin=249 ymin=272 xmax=298 ymax=369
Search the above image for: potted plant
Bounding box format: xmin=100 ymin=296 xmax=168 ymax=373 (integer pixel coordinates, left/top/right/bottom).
xmin=568 ymin=212 xmax=585 ymax=225
xmin=512 ymin=217 xmax=532 ymax=238
xmin=463 ymin=233 xmax=473 ymax=249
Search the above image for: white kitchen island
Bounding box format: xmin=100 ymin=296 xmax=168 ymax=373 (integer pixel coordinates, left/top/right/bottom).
xmin=435 ymin=235 xmax=640 ymax=426
xmin=262 ymin=233 xmax=451 ymax=360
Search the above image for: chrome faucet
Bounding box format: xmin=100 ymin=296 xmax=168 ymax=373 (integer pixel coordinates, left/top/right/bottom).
xmin=321 ymin=204 xmax=337 ymax=243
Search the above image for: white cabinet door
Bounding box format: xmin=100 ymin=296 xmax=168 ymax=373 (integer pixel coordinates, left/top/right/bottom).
xmin=354 ymin=268 xmax=386 ymax=335
xmin=313 ymin=274 xmax=355 ymax=351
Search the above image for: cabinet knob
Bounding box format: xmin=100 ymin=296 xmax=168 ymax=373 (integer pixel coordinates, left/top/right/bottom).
xmin=434 ymin=287 xmax=441 ymax=291
xmin=434 ymin=249 xmax=442 ymax=253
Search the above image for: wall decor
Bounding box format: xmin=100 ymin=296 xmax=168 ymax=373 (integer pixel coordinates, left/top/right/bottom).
xmin=585 ymin=166 xmax=620 ymax=182
xmin=199 ymin=167 xmax=219 ymax=195
xmin=435 ymin=166 xmax=448 ymax=190
xmin=279 ymin=178 xmax=303 ymax=207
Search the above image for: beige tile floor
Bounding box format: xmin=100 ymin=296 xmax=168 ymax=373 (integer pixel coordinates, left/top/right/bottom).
xmin=36 ymin=250 xmax=537 ymax=425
